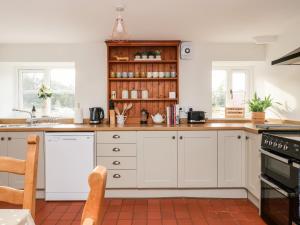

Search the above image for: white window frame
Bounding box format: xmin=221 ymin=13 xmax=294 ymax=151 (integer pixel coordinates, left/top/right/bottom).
xmin=17 ymin=67 xmax=75 ymax=114
xmin=212 ymin=66 xmax=253 ymax=118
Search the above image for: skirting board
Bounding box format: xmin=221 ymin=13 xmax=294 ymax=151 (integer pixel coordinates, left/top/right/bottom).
xmin=105 ymin=189 xmax=247 ymax=198
xmin=247 ymin=191 xmax=259 ymax=208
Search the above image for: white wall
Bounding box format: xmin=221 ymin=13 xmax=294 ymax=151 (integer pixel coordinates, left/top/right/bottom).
xmin=254 ymin=22 xmax=300 ymax=120
xmin=0 ymin=42 xmax=265 ymax=118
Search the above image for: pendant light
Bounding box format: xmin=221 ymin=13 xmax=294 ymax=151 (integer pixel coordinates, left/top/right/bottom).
xmin=111 ymin=5 xmax=129 ymax=40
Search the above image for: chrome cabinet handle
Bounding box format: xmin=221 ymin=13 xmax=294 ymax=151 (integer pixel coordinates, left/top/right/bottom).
xmin=112 ymin=161 xmax=121 ymax=165
xmin=112 ymin=147 xmax=120 ymax=152
xmin=260 ymin=149 xmax=289 ymax=164
xmin=113 ymin=174 xmax=121 ymax=178
xmin=260 ymin=176 xmax=289 ymax=197
xmin=113 ymin=135 xmax=120 ymax=139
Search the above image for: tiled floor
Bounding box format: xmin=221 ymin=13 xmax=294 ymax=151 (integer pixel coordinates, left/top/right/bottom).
xmin=0 ymin=198 xmax=266 ymax=225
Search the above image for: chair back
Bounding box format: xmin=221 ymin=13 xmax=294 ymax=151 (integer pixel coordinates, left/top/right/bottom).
xmin=81 ymin=166 xmax=107 ymax=225
xmin=0 ymin=135 xmax=39 ymax=218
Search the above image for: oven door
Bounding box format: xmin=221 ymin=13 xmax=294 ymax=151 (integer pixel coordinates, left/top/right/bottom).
xmin=261 ymin=149 xmax=299 ymax=190
xmin=261 ymin=176 xmax=295 ymax=225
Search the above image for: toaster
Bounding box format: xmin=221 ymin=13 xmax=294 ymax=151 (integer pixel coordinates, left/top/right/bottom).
xmin=187 ymin=110 xmax=206 ymax=124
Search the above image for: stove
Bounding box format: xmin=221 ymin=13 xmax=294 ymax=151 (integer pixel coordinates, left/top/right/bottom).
xmin=260 ymin=131 xmax=300 ymax=225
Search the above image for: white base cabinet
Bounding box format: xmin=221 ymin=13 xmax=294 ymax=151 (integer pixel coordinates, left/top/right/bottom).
xmin=137 ymin=131 xmax=177 ymax=188
xmin=178 ymin=131 xmax=218 ymax=188
xmin=0 ymin=132 xmax=44 ymax=189
xmin=246 ymin=133 xmax=261 ymax=199
xmin=218 ymin=131 xmax=246 ymax=187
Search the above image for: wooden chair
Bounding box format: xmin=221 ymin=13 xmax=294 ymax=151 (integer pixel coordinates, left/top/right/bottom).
xmin=81 ymin=166 xmax=107 ymax=225
xmin=0 ymin=135 xmax=39 ymax=219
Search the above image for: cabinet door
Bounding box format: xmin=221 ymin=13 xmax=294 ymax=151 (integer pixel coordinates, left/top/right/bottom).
xmin=0 ymin=133 xmax=8 ymax=186
xmin=137 ymin=131 xmax=177 ymax=188
xmin=7 ymin=132 xmax=44 ymax=189
xmin=246 ymin=133 xmax=261 ymax=198
xmin=218 ymin=131 xmax=246 ymax=187
xmin=178 ymin=131 xmax=218 ymax=187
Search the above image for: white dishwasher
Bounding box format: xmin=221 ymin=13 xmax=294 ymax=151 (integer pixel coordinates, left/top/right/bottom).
xmin=45 ymin=132 xmax=94 ymax=200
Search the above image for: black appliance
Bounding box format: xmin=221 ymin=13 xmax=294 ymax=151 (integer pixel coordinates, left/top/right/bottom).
xmin=271 ymin=47 xmax=300 ymax=65
xmin=187 ymin=109 xmax=206 ymax=124
xmin=89 ymin=107 xmax=104 ymax=124
xmin=260 ymin=132 xmax=300 ymax=225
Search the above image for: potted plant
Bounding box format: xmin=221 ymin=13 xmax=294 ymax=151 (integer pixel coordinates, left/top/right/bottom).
xmin=147 ymin=51 xmax=155 ymax=60
xmin=141 ymin=52 xmax=148 ymax=60
xmin=38 ymin=84 xmax=52 ymax=116
xmin=154 ymin=50 xmax=161 ymax=60
xmin=134 ymin=52 xmax=142 ymax=60
xmin=248 ymin=93 xmax=276 ymax=124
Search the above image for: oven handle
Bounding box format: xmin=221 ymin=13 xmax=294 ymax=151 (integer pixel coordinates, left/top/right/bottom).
xmin=260 ymin=149 xmax=290 ymax=164
xmin=260 ymin=176 xmax=289 ymax=197
xmin=292 ymin=162 xmax=300 ymax=168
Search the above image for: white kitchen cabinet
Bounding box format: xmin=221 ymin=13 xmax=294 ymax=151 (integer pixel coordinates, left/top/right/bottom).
xmin=178 ymin=131 xmax=218 ymax=187
xmin=6 ymin=132 xmax=44 ymax=189
xmin=137 ymin=131 xmax=177 ymax=188
xmin=218 ymin=131 xmax=246 ymax=187
xmin=0 ymin=133 xmax=8 ymax=186
xmin=246 ymin=133 xmax=261 ymax=199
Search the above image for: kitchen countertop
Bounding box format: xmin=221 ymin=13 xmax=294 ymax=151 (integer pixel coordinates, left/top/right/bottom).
xmin=0 ymin=122 xmax=260 ymax=133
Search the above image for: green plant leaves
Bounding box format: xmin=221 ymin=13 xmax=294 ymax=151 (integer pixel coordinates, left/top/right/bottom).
xmin=248 ymin=93 xmax=277 ymax=112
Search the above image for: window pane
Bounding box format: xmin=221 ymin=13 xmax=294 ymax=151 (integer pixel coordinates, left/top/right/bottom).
xmin=22 ymin=93 xmax=43 ymax=110
xmin=231 ymin=71 xmax=246 ymax=107
xmin=212 ymin=70 xmax=227 ymax=118
xmin=22 ymin=71 xmax=45 ymax=90
xmin=50 ymin=68 xmax=75 ymax=91
xmin=232 ymin=71 xmax=246 ymax=92
xmin=51 ymin=93 xmax=75 ymax=116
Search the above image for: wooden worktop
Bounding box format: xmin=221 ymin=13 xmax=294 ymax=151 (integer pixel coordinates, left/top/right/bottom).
xmin=0 ymin=122 xmax=260 ymax=134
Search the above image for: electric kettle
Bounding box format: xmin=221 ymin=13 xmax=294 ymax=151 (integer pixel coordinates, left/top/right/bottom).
xmin=89 ymin=107 xmax=104 ymax=124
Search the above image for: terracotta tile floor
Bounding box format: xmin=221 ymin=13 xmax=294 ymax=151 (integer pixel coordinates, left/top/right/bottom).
xmin=0 ymin=198 xmax=266 ymax=225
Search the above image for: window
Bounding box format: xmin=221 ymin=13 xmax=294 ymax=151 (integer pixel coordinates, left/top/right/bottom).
xmin=18 ymin=68 xmax=75 ymax=117
xmin=212 ymin=67 xmax=251 ymax=118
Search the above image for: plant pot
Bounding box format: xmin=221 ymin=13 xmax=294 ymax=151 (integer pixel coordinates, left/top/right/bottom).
xmin=41 ymin=99 xmax=51 ymax=117
xmin=251 ymin=112 xmax=265 ymax=124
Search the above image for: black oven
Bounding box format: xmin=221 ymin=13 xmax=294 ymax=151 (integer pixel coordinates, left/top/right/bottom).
xmin=260 ymin=149 xmax=300 ymax=225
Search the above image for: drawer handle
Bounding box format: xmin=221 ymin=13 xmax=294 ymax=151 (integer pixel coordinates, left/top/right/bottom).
xmin=113 ymin=135 xmax=120 ymax=139
xmin=113 ymin=174 xmax=121 ymax=178
xmin=8 ymin=137 xmax=11 ymax=141
xmin=1 ymin=137 xmax=4 ymax=141
xmin=112 ymin=161 xmax=121 ymax=165
xmin=237 ymin=135 xmax=241 ymax=139
xmin=112 ymin=147 xmax=120 ymax=152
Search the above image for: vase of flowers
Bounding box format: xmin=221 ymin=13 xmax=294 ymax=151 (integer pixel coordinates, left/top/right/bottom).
xmin=38 ymin=84 xmax=52 ymax=116
xmin=248 ymin=93 xmax=278 ymax=124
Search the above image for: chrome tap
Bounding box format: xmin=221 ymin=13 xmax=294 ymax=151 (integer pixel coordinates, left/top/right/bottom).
xmin=12 ymin=108 xmax=36 ymax=125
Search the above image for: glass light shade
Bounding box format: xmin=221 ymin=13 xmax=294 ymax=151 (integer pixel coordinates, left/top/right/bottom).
xmin=111 ymin=14 xmax=129 ymax=40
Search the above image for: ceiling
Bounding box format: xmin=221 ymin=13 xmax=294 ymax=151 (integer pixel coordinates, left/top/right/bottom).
xmin=0 ymin=0 xmax=299 ymax=43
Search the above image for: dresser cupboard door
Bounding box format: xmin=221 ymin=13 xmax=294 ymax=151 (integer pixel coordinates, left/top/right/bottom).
xmin=137 ymin=131 xmax=177 ymax=188
xmin=246 ymin=133 xmax=261 ymax=199
xmin=0 ymin=133 xmax=8 ymax=186
xmin=6 ymin=132 xmax=45 ymax=189
xmin=178 ymin=131 xmax=218 ymax=188
xmin=218 ymin=131 xmax=246 ymax=187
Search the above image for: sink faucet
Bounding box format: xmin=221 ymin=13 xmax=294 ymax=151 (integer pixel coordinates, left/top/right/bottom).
xmin=12 ymin=108 xmax=36 ymax=125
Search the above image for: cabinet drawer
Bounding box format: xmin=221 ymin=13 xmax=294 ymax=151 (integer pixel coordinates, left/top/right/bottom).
xmin=97 ymin=132 xmax=136 ymax=144
xmin=97 ymin=157 xmax=136 ymax=170
xmin=97 ymin=144 xmax=136 ymax=156
xmin=106 ymin=170 xmax=136 ymax=188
